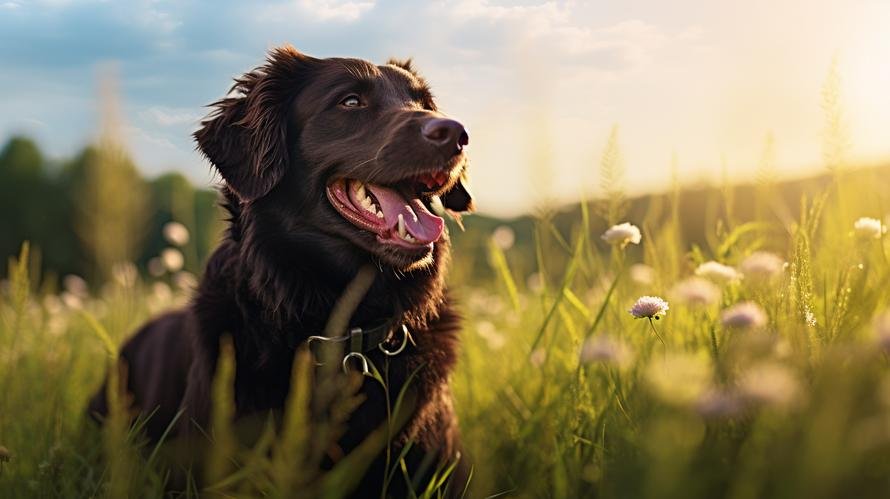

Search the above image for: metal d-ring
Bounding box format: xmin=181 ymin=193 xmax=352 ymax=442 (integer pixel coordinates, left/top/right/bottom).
xmin=342 ymin=352 xmax=371 ymax=375
xmin=379 ymin=324 xmax=409 ymax=356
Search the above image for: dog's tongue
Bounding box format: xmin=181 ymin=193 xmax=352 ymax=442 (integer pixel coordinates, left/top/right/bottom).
xmin=366 ymin=184 xmax=444 ymax=243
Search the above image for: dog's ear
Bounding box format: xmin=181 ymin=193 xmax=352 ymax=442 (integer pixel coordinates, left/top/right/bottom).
xmin=194 ymin=46 xmax=316 ymax=202
xmin=441 ymin=170 xmax=474 ymax=213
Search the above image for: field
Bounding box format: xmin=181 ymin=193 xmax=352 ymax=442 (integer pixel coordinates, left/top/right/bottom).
xmin=2 ymin=152 xmax=890 ymax=498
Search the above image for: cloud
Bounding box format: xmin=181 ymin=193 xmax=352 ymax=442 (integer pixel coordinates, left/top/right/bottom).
xmin=259 ymin=0 xmax=376 ymax=24
xmin=139 ymin=106 xmax=201 ymax=127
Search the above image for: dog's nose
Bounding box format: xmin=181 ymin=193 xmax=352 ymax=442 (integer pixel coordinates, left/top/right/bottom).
xmin=421 ymin=118 xmax=469 ymax=154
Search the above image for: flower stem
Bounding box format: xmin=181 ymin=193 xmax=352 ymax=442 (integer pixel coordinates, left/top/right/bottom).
xmin=647 ymin=317 xmax=666 ymax=349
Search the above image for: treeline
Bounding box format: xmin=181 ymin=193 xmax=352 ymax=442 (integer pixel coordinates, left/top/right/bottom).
xmin=0 ymin=136 xmax=222 ymax=284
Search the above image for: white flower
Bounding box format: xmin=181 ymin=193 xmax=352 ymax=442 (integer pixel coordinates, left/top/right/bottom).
xmin=491 ymin=225 xmax=515 ymax=250
xmin=696 ymin=389 xmax=744 ymax=419
xmin=629 ymin=264 xmax=655 ymax=285
xmin=526 ymin=272 xmax=544 ymax=294
xmin=738 ymin=362 xmax=798 ymax=407
xmin=60 ymin=291 xmax=83 ymax=310
xmin=63 ymin=274 xmax=89 ymax=297
xmin=695 ymin=261 xmax=741 ymax=285
xmin=740 ymin=252 xmax=784 ymax=281
xmin=111 ymin=262 xmax=138 ymax=288
xmin=172 ymin=271 xmax=197 ymax=291
xmin=670 ymin=277 xmax=721 ymax=306
xmin=476 ymin=320 xmax=506 ymax=350
xmin=854 ymin=217 xmax=884 ymax=239
xmin=721 ymin=302 xmax=767 ymax=329
xmin=601 ymin=222 xmax=642 ymax=248
xmin=163 ymin=221 xmax=190 ymax=247
xmin=579 ymin=336 xmax=633 ymax=368
xmin=160 ymin=248 xmax=184 ymax=272
xmin=629 ymin=295 xmax=669 ymax=319
xmin=147 ymin=257 xmax=166 ymax=277
xmin=873 ymin=312 xmax=890 ymax=351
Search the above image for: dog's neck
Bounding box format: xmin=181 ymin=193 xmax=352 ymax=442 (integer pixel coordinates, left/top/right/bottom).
xmin=192 ymin=190 xmax=450 ymax=366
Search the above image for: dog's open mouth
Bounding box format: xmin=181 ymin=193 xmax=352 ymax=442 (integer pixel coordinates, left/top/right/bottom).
xmin=326 ymin=172 xmax=450 ymax=250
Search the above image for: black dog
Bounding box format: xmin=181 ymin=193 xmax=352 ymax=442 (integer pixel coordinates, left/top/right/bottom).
xmin=88 ymin=45 xmax=474 ymax=496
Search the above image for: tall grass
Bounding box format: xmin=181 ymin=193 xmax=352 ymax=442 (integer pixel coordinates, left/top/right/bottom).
xmin=2 ymin=64 xmax=890 ymax=498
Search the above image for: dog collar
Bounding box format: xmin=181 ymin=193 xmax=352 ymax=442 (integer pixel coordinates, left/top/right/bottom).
xmin=304 ymin=319 xmax=411 ymax=373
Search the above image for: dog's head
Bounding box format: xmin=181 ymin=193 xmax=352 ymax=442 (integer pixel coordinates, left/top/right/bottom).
xmin=194 ymin=46 xmax=473 ymax=271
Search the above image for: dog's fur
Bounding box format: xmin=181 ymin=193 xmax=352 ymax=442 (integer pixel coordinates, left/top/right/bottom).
xmin=88 ymin=46 xmax=473 ymax=495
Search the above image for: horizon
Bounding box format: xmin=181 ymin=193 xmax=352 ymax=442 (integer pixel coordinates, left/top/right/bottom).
xmin=2 ymin=0 xmax=890 ymax=216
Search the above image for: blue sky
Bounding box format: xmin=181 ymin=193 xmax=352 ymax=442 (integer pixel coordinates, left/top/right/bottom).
xmin=2 ymin=0 xmax=889 ymax=215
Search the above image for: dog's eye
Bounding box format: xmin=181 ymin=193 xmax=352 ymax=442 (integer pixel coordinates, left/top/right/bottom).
xmin=340 ymin=95 xmax=362 ymax=108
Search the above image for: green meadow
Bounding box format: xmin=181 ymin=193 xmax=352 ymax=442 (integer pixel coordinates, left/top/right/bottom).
xmin=2 ymin=76 xmax=890 ymax=498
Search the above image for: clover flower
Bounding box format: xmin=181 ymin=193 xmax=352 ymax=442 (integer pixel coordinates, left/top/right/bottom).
xmin=491 ymin=225 xmax=516 ymax=250
xmin=740 ymin=251 xmax=784 ymax=281
xmin=738 ymin=362 xmax=799 ymax=407
xmin=629 ymin=264 xmax=655 ymax=285
xmin=601 ymin=222 xmax=642 ymax=248
xmin=695 ymin=261 xmax=741 ymax=285
xmin=163 ymin=221 xmax=190 ymax=247
xmin=161 ymin=248 xmax=184 ymax=272
xmin=670 ymin=277 xmax=721 ymax=306
xmin=629 ymin=295 xmax=669 ymax=319
xmin=854 ymin=217 xmax=884 ymax=239
xmin=579 ymin=335 xmax=633 ymax=368
xmin=720 ymin=301 xmax=767 ymax=329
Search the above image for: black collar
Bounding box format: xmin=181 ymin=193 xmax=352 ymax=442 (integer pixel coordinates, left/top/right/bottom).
xmin=299 ymin=318 xmax=410 ymax=366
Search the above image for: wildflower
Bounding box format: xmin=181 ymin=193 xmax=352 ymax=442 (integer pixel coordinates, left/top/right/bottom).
xmin=629 ymin=264 xmax=655 ymax=285
xmin=738 ymin=362 xmax=798 ymax=407
xmin=854 ymin=217 xmax=884 ymax=239
xmin=629 ymin=295 xmax=669 ymax=319
xmin=579 ymin=336 xmax=633 ymax=368
xmin=740 ymin=251 xmax=784 ymax=281
xmin=696 ymin=389 xmax=744 ymax=419
xmin=529 ymin=348 xmax=547 ymax=367
xmin=172 ymin=271 xmax=197 ymax=291
xmin=873 ymin=312 xmax=890 ymax=351
xmin=526 ymin=272 xmax=544 ymax=294
xmin=160 ymin=248 xmax=184 ymax=272
xmin=695 ymin=261 xmax=741 ymax=285
xmin=646 ymin=352 xmax=712 ymax=405
xmin=721 ymin=302 xmax=767 ymax=329
xmin=63 ymin=274 xmax=89 ymax=297
xmin=670 ymin=277 xmax=721 ymax=306
xmin=476 ymin=321 xmax=506 ymax=350
xmin=163 ymin=221 xmax=190 ymax=246
xmin=601 ymin=222 xmax=642 ymax=248
xmin=111 ymin=262 xmax=138 ymax=288
xmin=491 ymin=225 xmax=515 ymax=250
xmin=147 ymin=257 xmax=166 ymax=277
xmin=60 ymin=292 xmax=83 ymax=310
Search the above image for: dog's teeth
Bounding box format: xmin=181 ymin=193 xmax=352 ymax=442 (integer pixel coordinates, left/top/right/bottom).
xmin=398 ymin=214 xmax=406 ymax=238
xmin=375 ymin=209 xmax=384 ymax=219
xmin=361 ymin=196 xmax=373 ymax=209
xmin=430 ymin=195 xmax=445 ymax=216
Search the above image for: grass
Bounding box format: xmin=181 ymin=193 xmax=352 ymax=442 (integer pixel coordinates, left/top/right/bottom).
xmin=2 ymin=165 xmax=890 ymax=498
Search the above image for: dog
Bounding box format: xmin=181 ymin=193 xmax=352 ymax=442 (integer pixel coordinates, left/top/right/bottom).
xmin=88 ymin=45 xmax=474 ymax=496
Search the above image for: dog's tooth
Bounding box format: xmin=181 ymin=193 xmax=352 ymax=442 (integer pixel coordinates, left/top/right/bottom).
xmin=356 ymin=183 xmax=366 ymax=198
xmin=375 ymin=209 xmax=384 ymax=219
xmin=398 ymin=214 xmax=406 ymax=237
xmin=429 ymin=195 xmax=445 ymax=216
xmin=361 ymin=196 xmax=373 ymax=209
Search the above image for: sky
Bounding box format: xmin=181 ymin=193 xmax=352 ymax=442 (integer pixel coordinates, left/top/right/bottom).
xmin=2 ymin=0 xmax=889 ymax=216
